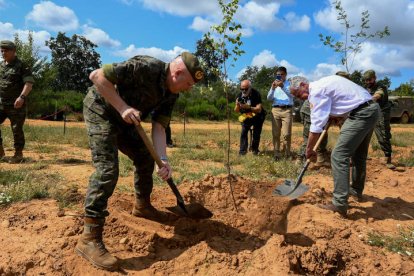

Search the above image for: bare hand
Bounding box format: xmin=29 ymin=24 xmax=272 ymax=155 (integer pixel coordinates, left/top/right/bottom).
xmin=120 ymin=107 xmax=142 ymax=125
xmin=14 ymin=97 xmax=24 ymax=109
xmin=306 ymin=147 xmax=317 ymax=161
xmin=156 ymin=161 xmax=172 ymax=181
xmin=271 ymin=80 xmax=283 ymax=89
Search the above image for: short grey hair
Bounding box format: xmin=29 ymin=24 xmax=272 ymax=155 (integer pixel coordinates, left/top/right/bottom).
xmin=289 ymin=76 xmax=309 ymax=90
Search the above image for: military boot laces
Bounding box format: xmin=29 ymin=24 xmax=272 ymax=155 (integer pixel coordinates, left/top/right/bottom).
xmin=132 ymin=197 xmax=168 ymax=222
xmin=9 ymin=150 xmax=23 ymax=163
xmin=75 ymin=218 xmax=118 ymax=271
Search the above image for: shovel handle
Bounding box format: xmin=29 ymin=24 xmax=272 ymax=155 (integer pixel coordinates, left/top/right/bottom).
xmin=135 ymin=124 xmax=165 ymax=168
xmin=134 ymin=124 xmax=186 ymax=206
xmin=311 ymin=121 xmax=331 ymax=152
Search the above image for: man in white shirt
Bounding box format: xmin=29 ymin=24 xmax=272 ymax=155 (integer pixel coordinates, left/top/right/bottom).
xmin=290 ymin=75 xmax=380 ymax=216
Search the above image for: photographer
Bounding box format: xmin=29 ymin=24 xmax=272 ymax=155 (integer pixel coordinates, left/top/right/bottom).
xmin=267 ymin=66 xmax=293 ymax=160
xmin=234 ymin=80 xmax=266 ymax=155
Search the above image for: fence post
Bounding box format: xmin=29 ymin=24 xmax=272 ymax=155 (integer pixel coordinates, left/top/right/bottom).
xmin=63 ymin=110 xmax=66 ymax=135
xmin=183 ymin=111 xmax=186 ymax=137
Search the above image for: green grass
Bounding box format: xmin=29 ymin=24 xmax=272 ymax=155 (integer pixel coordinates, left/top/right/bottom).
xmin=1 ymin=124 xmax=89 ymax=149
xmin=1 ymin=119 xmax=413 ymax=204
xmin=119 ymin=153 xmax=134 ymax=177
xmin=0 ymin=167 xmax=62 ymax=205
xmin=367 ymin=226 xmax=414 ymax=257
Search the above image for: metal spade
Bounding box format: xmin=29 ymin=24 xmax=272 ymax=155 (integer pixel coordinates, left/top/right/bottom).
xmin=135 ymin=124 xmax=213 ymax=219
xmin=273 ymin=121 xmax=331 ymax=199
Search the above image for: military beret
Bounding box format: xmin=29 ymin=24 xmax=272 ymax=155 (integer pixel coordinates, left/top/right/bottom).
xmin=335 ymin=71 xmax=350 ymax=79
xmin=0 ymin=40 xmax=16 ymax=50
xmin=363 ymin=69 xmax=376 ymax=80
xmin=181 ymin=52 xmax=204 ymax=83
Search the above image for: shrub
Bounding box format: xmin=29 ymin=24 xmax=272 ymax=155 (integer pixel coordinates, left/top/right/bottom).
xmin=27 ymin=89 xmax=85 ymax=120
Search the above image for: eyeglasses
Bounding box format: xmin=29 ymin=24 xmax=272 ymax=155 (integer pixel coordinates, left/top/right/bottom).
xmin=240 ymin=88 xmax=248 ymax=91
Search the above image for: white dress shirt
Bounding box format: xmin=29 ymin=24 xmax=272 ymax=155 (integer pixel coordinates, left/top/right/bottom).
xmin=308 ymin=75 xmax=372 ymax=133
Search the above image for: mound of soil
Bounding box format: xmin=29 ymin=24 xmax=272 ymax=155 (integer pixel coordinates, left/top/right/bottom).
xmin=1 ymin=161 xmax=413 ymax=275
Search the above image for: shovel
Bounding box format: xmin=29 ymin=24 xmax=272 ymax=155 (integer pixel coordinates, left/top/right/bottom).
xmin=273 ymin=121 xmax=331 ymax=199
xmin=135 ymin=124 xmax=213 ymax=219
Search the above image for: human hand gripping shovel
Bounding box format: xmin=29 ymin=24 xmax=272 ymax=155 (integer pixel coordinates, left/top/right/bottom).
xmin=135 ymin=124 xmax=213 ymax=219
xmin=273 ymin=121 xmax=331 ymax=199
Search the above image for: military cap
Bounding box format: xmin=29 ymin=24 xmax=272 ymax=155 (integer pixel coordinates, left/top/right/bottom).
xmin=0 ymin=40 xmax=16 ymax=50
xmin=181 ymin=52 xmax=204 ymax=83
xmin=363 ymin=69 xmax=376 ymax=80
xmin=335 ymin=71 xmax=350 ymax=79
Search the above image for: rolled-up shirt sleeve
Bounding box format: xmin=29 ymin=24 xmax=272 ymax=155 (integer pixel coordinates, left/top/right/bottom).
xmin=309 ymin=88 xmax=331 ymax=133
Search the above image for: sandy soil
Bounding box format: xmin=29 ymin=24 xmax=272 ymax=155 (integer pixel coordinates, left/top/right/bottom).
xmin=0 ymin=120 xmax=413 ymax=275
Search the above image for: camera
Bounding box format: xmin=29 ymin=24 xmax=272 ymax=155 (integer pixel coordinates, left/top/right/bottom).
xmin=238 ymin=96 xmax=247 ymax=104
xmin=275 ymin=75 xmax=282 ymax=81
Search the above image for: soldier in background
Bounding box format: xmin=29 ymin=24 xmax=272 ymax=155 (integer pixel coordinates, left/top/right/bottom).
xmin=0 ymin=40 xmax=34 ymax=163
xmin=299 ymin=96 xmax=329 ymax=168
xmin=76 ymin=52 xmax=204 ymax=271
xmin=363 ymin=70 xmax=395 ymax=170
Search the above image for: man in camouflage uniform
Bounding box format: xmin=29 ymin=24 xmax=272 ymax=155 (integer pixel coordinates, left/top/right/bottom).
xmin=363 ymin=70 xmax=395 ymax=169
xmin=0 ymin=40 xmax=34 ymax=163
xmin=75 ymin=52 xmax=204 ymax=271
xmin=299 ymin=99 xmax=329 ymax=167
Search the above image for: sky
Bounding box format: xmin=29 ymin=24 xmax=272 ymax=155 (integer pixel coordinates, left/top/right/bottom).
xmin=1 ymin=0 xmax=413 ymax=89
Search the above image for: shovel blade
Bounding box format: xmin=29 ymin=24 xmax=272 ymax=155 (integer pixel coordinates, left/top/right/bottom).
xmin=273 ymin=179 xmax=309 ymax=199
xmin=166 ymin=203 xmax=213 ymax=219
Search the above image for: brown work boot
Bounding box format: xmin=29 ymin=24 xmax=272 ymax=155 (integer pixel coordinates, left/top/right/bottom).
xmin=9 ymin=150 xmax=23 ymax=163
xmin=75 ymin=217 xmax=118 ymax=271
xmin=314 ymin=152 xmax=330 ymax=169
xmin=0 ymin=145 xmax=5 ymax=160
xmin=132 ymin=196 xmax=168 ymax=222
xmin=318 ymin=203 xmax=347 ymax=217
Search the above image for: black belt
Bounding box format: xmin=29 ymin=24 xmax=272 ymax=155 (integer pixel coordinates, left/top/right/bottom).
xmin=357 ymin=99 xmax=374 ymax=108
xmin=272 ymin=105 xmax=292 ymax=108
xmin=352 ymin=100 xmax=374 ymax=113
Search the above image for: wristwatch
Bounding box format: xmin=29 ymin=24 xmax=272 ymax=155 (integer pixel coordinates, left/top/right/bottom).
xmin=160 ymin=156 xmax=168 ymax=162
xmin=19 ymin=94 xmax=26 ymax=100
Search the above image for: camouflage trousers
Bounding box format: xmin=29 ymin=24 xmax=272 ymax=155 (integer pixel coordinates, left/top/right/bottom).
xmin=0 ymin=104 xmax=26 ymax=151
xmin=299 ymin=112 xmax=328 ymax=159
xmin=83 ymin=91 xmax=155 ymax=218
xmin=373 ymin=109 xmax=392 ymax=157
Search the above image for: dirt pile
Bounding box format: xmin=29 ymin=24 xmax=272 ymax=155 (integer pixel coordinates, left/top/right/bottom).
xmin=1 ymin=163 xmax=413 ymax=275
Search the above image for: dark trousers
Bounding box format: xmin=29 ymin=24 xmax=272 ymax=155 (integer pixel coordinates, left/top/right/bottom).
xmin=0 ymin=105 xmax=26 ymax=151
xmin=331 ymin=102 xmax=379 ymax=212
xmin=239 ymin=114 xmax=265 ymax=154
xmin=373 ymin=109 xmax=392 ymax=157
xmin=165 ymin=124 xmax=172 ymax=144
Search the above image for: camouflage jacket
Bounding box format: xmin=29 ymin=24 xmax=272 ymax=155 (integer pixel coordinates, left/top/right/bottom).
xmin=86 ymin=55 xmax=178 ymax=128
xmin=0 ymin=57 xmax=34 ymax=105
